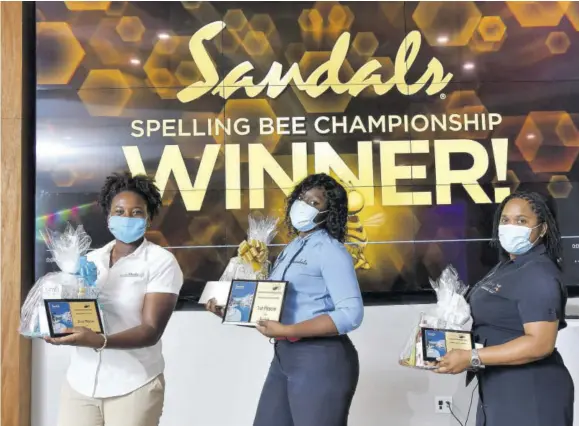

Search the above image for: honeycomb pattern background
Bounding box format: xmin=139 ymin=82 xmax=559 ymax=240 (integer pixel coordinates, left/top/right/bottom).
xmin=35 ymin=1 xmax=579 ymax=296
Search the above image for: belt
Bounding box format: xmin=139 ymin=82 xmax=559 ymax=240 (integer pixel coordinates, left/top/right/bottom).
xmin=273 ymin=335 xmax=349 ymax=343
xmin=274 ymin=337 xmax=300 ymax=342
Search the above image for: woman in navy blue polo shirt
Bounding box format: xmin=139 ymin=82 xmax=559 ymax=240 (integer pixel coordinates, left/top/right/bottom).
xmin=434 ymin=191 xmax=574 ymax=426
xmin=207 ymin=173 xmax=364 ymax=426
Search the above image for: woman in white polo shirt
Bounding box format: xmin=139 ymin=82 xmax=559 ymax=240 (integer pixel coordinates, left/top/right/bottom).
xmin=45 ymin=173 xmax=184 ymax=426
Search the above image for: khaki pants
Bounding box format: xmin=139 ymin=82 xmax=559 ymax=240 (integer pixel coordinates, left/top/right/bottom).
xmin=57 ymin=375 xmax=165 ymax=426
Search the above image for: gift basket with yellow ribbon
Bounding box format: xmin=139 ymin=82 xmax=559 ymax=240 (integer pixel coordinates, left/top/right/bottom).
xmin=220 ymin=214 xmax=279 ymax=281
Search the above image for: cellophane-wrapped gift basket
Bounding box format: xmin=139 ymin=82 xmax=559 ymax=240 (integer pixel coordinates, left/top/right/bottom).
xmin=399 ymin=265 xmax=472 ymax=370
xmin=19 ymin=223 xmax=100 ymax=338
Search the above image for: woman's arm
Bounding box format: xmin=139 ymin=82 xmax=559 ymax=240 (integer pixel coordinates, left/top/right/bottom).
xmin=285 ymin=241 xmax=363 ymax=339
xmin=106 ymin=293 xmax=179 ymax=349
xmin=285 ymin=314 xmax=339 ymax=338
xmin=479 ymin=268 xmax=562 ymax=366
xmin=435 ymin=267 xmax=563 ymax=374
xmin=104 ymin=254 xmax=184 ymax=349
xmin=478 ymin=321 xmax=559 ymax=366
xmin=45 ymin=255 xmax=184 ymax=349
xmin=45 ymin=252 xmax=184 ymax=349
xmin=435 ymin=322 xmax=559 ymax=374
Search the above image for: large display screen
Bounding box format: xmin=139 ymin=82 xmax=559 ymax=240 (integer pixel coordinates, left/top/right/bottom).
xmin=35 ymin=1 xmax=579 ymax=301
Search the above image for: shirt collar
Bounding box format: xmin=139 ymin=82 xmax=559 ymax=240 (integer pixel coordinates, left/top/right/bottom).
xmin=296 ymin=228 xmax=325 ymax=243
xmin=100 ymin=238 xmax=149 ymax=262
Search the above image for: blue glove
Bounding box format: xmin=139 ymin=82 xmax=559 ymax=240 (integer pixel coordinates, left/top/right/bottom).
xmin=78 ymin=256 xmax=98 ymax=287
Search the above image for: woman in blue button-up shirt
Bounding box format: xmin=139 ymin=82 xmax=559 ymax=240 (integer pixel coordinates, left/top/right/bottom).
xmin=208 ymin=173 xmax=364 ymax=426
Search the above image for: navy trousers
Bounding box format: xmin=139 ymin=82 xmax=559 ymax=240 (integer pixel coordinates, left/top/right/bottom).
xmin=253 ymin=335 xmax=359 ymax=426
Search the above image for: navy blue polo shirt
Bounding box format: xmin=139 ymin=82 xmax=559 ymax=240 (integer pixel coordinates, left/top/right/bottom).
xmin=469 ymin=243 xmax=566 ymax=348
xmin=467 ymin=244 xmax=573 ymax=426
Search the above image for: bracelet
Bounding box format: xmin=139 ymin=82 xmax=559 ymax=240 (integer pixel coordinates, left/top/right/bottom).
xmin=95 ymin=334 xmax=108 ymax=352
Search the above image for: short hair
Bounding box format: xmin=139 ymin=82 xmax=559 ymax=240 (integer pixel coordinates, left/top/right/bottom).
xmin=98 ymin=172 xmax=162 ymax=220
xmin=491 ymin=190 xmax=562 ymax=268
xmin=284 ymin=173 xmax=349 ymax=242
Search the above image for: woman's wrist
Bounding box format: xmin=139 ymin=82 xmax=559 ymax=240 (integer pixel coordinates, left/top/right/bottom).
xmin=93 ymin=334 xmax=107 ymax=351
xmin=283 ymin=324 xmax=298 ymax=338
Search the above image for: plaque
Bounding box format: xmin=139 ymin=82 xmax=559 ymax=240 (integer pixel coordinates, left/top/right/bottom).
xmin=421 ymin=327 xmax=474 ymax=362
xmin=44 ymin=299 xmax=104 ymax=338
xmin=222 ymin=279 xmax=287 ymax=326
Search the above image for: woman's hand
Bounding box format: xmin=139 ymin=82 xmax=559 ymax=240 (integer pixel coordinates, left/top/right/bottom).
xmin=44 ymin=327 xmax=105 ymax=349
xmin=434 ymin=350 xmax=471 ymax=374
xmin=77 ymin=256 xmax=98 ymax=286
xmin=205 ymin=298 xmax=225 ymax=318
xmin=256 ymin=320 xmax=292 ymax=338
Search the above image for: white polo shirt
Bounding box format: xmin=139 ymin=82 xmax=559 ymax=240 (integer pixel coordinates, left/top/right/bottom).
xmin=66 ymin=239 xmax=184 ymax=398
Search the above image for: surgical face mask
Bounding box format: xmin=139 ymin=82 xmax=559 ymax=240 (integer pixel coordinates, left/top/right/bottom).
xmin=108 ymin=216 xmax=147 ymax=244
xmin=498 ymin=223 xmax=542 ymax=255
xmin=290 ymin=200 xmax=325 ymax=232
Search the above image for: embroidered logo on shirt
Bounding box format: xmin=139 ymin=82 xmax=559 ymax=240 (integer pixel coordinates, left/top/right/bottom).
xmin=294 ymin=258 xmax=308 ymax=266
xmin=481 ymin=282 xmax=501 ymax=294
xmin=120 ymin=272 xmax=144 ymax=278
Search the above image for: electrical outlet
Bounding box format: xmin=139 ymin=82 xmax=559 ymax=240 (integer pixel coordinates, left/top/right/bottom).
xmin=435 ymin=396 xmax=452 ymax=414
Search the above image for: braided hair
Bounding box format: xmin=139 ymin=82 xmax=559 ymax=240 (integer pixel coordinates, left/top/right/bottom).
xmin=98 ymin=172 xmax=162 ymax=220
xmin=491 ymin=190 xmax=562 ymax=269
xmin=284 ymin=173 xmax=349 ymax=242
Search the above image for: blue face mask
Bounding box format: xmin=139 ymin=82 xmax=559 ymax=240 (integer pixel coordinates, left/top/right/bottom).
xmin=290 ymin=200 xmax=326 ymax=232
xmin=498 ymin=224 xmax=542 ymax=255
xmin=108 ymin=216 xmax=147 ymax=244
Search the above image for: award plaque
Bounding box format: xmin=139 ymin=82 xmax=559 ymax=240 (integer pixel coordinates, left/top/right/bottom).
xmin=421 ymin=327 xmax=474 ymax=362
xmin=44 ymin=299 xmax=104 ymax=338
xmin=222 ymin=279 xmax=287 ymax=326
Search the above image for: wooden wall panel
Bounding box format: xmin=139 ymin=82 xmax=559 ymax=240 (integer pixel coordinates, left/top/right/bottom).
xmin=0 ymin=3 xmax=32 ymax=426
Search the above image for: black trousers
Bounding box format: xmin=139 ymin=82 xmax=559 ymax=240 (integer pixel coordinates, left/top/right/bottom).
xmin=475 ymin=351 xmax=574 ymax=426
xmin=253 ymin=335 xmax=360 ymax=426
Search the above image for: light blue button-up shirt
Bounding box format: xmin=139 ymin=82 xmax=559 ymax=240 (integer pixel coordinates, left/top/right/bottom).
xmin=269 ymin=229 xmax=364 ymax=335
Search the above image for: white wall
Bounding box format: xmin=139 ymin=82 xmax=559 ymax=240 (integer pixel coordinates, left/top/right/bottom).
xmin=32 ymin=303 xmax=579 ymax=426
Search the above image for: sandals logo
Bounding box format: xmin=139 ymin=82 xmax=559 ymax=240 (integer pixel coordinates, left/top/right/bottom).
xmin=125 ymin=22 xmax=507 ymax=212
xmin=176 ymin=21 xmax=453 ymax=103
